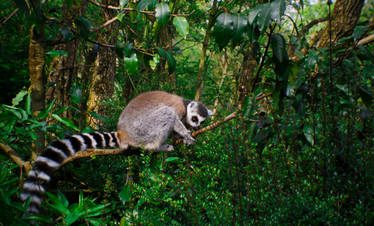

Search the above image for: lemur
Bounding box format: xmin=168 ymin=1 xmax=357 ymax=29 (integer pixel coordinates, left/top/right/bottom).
xmin=21 ymin=91 xmax=213 ymax=214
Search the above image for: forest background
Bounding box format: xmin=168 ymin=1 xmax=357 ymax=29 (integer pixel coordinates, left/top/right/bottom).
xmin=0 ymin=0 xmax=373 ymax=225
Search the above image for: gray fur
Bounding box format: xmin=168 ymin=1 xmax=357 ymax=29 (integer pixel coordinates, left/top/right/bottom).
xmin=117 ymin=91 xmax=212 ymax=152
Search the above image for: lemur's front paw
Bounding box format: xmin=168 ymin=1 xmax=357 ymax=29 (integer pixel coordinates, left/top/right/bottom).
xmin=166 ymin=145 xmax=174 ymax=152
xmin=183 ymin=135 xmax=195 ymax=146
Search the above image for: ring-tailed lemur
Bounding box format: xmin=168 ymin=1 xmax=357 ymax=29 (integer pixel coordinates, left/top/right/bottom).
xmin=21 ymin=91 xmax=213 ymax=214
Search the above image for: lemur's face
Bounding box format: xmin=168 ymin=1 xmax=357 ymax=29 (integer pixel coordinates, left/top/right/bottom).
xmin=186 ymin=101 xmax=213 ymax=129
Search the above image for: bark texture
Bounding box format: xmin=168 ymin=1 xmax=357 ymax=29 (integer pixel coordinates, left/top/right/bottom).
xmin=238 ymin=45 xmax=257 ymax=104
xmin=46 ymin=1 xmax=87 ymax=119
xmin=311 ymin=0 xmax=365 ymax=48
xmin=194 ymin=0 xmax=218 ymax=101
xmin=86 ymin=0 xmax=119 ymax=128
xmin=29 ymin=26 xmax=45 ymax=155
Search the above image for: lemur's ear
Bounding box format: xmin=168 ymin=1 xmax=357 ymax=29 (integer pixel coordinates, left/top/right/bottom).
xmin=208 ymin=109 xmax=214 ymax=116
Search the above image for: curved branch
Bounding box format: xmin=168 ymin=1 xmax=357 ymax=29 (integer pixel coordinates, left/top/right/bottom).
xmin=301 ymin=17 xmax=330 ymax=35
xmin=358 ymin=33 xmax=374 ymax=46
xmin=0 ymin=143 xmax=32 ymax=173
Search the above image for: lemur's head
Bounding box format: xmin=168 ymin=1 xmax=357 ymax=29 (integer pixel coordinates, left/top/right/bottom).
xmin=185 ymin=100 xmax=213 ymax=129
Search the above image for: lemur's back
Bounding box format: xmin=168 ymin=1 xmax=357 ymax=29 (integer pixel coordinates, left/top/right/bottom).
xmin=120 ymin=91 xmax=186 ymax=120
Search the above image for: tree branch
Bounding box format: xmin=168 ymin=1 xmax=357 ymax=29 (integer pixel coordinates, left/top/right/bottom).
xmin=358 ymin=33 xmax=374 ymax=46
xmin=301 ymin=17 xmax=330 ymax=35
xmin=0 ymin=143 xmax=32 ymax=173
xmin=2 ymin=112 xmax=237 ymax=171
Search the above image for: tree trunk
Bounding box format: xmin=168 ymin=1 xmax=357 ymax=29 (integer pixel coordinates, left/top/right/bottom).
xmin=46 ymin=1 xmax=88 ymax=119
xmin=238 ymin=45 xmax=257 ymax=104
xmin=86 ymin=0 xmax=119 ymax=128
xmin=311 ymin=0 xmax=365 ymax=48
xmin=29 ymin=26 xmax=45 ymax=156
xmin=194 ymin=0 xmax=218 ymax=101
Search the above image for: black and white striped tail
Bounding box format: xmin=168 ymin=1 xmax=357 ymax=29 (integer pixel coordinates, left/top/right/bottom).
xmin=21 ymin=132 xmax=119 ymax=214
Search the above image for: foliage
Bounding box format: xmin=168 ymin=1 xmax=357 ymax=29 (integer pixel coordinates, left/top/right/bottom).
xmin=0 ymin=0 xmax=373 ymax=225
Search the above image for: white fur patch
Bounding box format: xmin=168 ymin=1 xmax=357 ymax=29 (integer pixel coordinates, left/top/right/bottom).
xmin=28 ymin=170 xmax=51 ymax=182
xmin=60 ymin=139 xmax=75 ymax=155
xmin=72 ymin=134 xmax=87 ymax=151
xmin=94 ymin=132 xmax=105 ymax=146
xmin=23 ymin=182 xmax=45 ymax=193
xmin=48 ymin=146 xmax=68 ymax=159
xmin=36 ymin=156 xmax=60 ymax=168
xmin=83 ymin=133 xmax=97 ymax=148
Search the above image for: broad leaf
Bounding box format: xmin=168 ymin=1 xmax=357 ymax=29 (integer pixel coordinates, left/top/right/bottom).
xmin=137 ymin=0 xmax=157 ymax=10
xmin=270 ymin=0 xmax=286 ymax=24
xmin=157 ymin=48 xmax=176 ymax=73
xmin=12 ymin=89 xmax=27 ymax=107
xmin=120 ymin=0 xmax=129 ymax=8
xmin=173 ymin=17 xmax=189 ymax=38
xmin=124 ymin=53 xmax=138 ymax=75
xmin=232 ymin=14 xmax=248 ymax=47
xmin=213 ymin=13 xmax=234 ymax=49
xmin=119 ymin=185 xmax=131 ymax=204
xmin=271 ymin=33 xmax=288 ymax=64
xmin=155 ymin=3 xmax=170 ymax=29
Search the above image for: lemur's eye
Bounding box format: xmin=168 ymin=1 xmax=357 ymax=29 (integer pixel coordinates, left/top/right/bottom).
xmin=191 ymin=116 xmax=198 ymax=122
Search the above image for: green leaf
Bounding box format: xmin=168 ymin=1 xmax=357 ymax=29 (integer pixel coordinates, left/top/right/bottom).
xmin=150 ymin=54 xmax=160 ymax=70
xmin=213 ymin=13 xmax=234 ymax=49
xmin=271 ymin=33 xmax=288 ymax=64
xmin=352 ymin=26 xmax=368 ymax=41
xmin=155 ymin=3 xmax=170 ymax=29
xmin=358 ymin=85 xmax=374 ymax=107
xmin=257 ymin=4 xmax=272 ymax=32
xmin=156 ymin=48 xmax=176 ymax=73
xmin=303 ymin=124 xmax=314 ymax=146
xmin=248 ymin=8 xmax=261 ymax=25
xmin=86 ymin=203 xmax=110 ymax=217
xmin=137 ymin=0 xmax=157 ymax=10
xmin=165 ymin=157 xmax=179 ymax=162
xmin=12 ymin=89 xmax=27 ymax=107
xmin=120 ymin=0 xmax=129 ymax=8
xmin=232 ymin=14 xmax=248 ymax=47
xmin=52 ymin=114 xmax=79 ymax=131
xmin=46 ymin=192 xmax=70 ymax=215
xmin=65 ymin=204 xmax=83 ymax=225
xmin=3 ymin=105 xmax=28 ymax=121
xmin=173 ymin=17 xmax=189 ymax=38
xmin=270 ymin=0 xmax=286 ymax=24
xmin=119 ymin=185 xmax=132 ymax=204
xmin=46 ymin=50 xmax=68 ymax=57
xmin=124 ymin=53 xmax=138 ymax=75
xmin=25 ymin=91 xmax=31 ymax=115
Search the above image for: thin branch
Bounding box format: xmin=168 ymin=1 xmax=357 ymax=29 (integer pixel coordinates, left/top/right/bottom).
xmin=301 ymin=17 xmax=330 ymax=35
xmin=0 ymin=8 xmax=19 ymax=27
xmin=358 ymin=33 xmax=374 ymax=46
xmin=91 ymin=16 xmax=119 ymax=33
xmin=175 ymin=111 xmax=238 ymax=145
xmin=251 ymin=25 xmax=274 ymax=93
xmin=88 ymin=0 xmax=190 ymax=17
